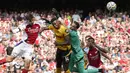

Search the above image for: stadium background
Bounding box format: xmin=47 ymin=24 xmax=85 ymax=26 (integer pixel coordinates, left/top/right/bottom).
xmin=0 ymin=0 xmax=130 ymax=15
xmin=0 ymin=0 xmax=130 ymax=72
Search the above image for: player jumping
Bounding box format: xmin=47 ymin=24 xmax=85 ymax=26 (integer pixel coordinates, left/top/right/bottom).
xmin=0 ymin=14 xmax=44 ymax=73
xmin=42 ymin=9 xmax=71 ymax=73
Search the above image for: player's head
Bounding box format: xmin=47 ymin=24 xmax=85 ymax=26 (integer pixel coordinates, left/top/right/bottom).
xmin=88 ymin=37 xmax=95 ymax=44
xmin=85 ymin=36 xmax=95 ymax=47
xmin=26 ymin=14 xmax=35 ymax=25
xmin=51 ymin=18 xmax=61 ymax=29
xmin=26 ymin=14 xmax=34 ymax=22
xmin=70 ymin=21 xmax=80 ymax=30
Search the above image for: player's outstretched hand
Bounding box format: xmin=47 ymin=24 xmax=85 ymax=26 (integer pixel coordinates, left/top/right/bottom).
xmin=52 ymin=8 xmax=58 ymax=13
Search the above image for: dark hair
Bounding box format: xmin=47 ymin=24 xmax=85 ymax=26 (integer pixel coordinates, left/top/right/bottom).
xmin=86 ymin=36 xmax=95 ymax=42
xmin=88 ymin=37 xmax=94 ymax=41
xmin=51 ymin=18 xmax=57 ymax=23
xmin=74 ymin=21 xmax=80 ymax=29
xmin=26 ymin=14 xmax=34 ymax=22
xmin=26 ymin=14 xmax=34 ymax=26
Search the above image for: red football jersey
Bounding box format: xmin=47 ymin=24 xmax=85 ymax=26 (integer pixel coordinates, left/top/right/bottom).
xmin=25 ymin=24 xmax=40 ymax=45
xmin=87 ymin=48 xmax=102 ymax=68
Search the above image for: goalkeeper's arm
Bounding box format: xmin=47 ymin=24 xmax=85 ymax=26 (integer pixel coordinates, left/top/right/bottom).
xmin=52 ymin=8 xmax=65 ymax=24
xmin=42 ymin=18 xmax=52 ymax=24
xmin=52 ymin=8 xmax=61 ymax=19
xmin=39 ymin=18 xmax=52 ymax=33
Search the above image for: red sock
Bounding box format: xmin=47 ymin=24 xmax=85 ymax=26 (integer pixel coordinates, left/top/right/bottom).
xmin=0 ymin=58 xmax=6 ymax=65
xmin=22 ymin=69 xmax=29 ymax=73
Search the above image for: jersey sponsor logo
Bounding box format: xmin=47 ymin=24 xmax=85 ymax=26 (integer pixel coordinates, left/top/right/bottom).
xmin=89 ymin=51 xmax=99 ymax=60
xmin=28 ymin=27 xmax=39 ymax=33
xmin=91 ymin=54 xmax=99 ymax=60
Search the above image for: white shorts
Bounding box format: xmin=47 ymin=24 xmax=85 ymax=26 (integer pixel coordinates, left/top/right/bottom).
xmin=11 ymin=41 xmax=34 ymax=60
xmin=86 ymin=65 xmax=102 ymax=73
xmin=86 ymin=65 xmax=98 ymax=69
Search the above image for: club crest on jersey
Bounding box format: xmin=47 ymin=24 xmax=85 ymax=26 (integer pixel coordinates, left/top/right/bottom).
xmin=65 ymin=29 xmax=69 ymax=33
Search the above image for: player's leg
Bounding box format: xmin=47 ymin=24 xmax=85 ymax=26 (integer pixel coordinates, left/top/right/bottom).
xmin=63 ymin=56 xmax=70 ymax=73
xmin=68 ymin=53 xmax=76 ymax=72
xmin=0 ymin=41 xmax=23 ymax=65
xmin=55 ymin=49 xmax=62 ymax=73
xmin=22 ymin=59 xmax=32 ymax=73
xmin=21 ymin=45 xmax=33 ymax=73
xmin=63 ymin=50 xmax=71 ymax=73
xmin=76 ymin=58 xmax=99 ymax=73
xmin=0 ymin=56 xmax=15 ymax=65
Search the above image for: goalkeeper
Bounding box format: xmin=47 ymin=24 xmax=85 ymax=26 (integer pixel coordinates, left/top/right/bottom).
xmin=68 ymin=21 xmax=103 ymax=73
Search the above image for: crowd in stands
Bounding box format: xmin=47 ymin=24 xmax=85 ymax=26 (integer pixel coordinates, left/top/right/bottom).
xmin=0 ymin=9 xmax=130 ymax=73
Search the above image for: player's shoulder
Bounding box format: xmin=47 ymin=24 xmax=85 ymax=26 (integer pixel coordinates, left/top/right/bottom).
xmin=69 ymin=30 xmax=77 ymax=36
xmin=60 ymin=25 xmax=68 ymax=31
xmin=48 ymin=24 xmax=53 ymax=28
xmin=48 ymin=24 xmax=54 ymax=29
xmin=60 ymin=25 xmax=69 ymax=33
xmin=33 ymin=24 xmax=40 ymax=28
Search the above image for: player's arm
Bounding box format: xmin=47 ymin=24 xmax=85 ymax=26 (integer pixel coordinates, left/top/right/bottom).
xmin=81 ymin=35 xmax=86 ymax=49
xmin=92 ymin=43 xmax=108 ymax=53
xmin=40 ymin=27 xmax=49 ymax=32
xmin=40 ymin=19 xmax=53 ymax=32
xmin=95 ymin=45 xmax=108 ymax=53
xmin=52 ymin=8 xmax=65 ymax=25
xmin=81 ymin=42 xmax=85 ymax=49
xmin=52 ymin=8 xmax=61 ymax=19
xmin=100 ymin=51 xmax=113 ymax=64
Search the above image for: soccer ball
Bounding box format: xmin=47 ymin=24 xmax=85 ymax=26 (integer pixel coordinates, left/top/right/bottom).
xmin=107 ymin=1 xmax=117 ymax=11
